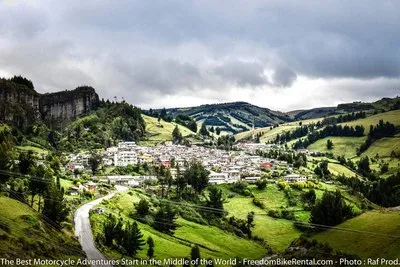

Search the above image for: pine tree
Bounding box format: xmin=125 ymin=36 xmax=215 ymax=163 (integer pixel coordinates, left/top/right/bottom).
xmin=199 ymin=123 xmax=209 ymax=136
xmin=42 ymin=183 xmax=69 ymax=224
xmin=206 ymin=187 xmax=224 ymax=217
xmin=122 ymin=221 xmax=145 ymax=256
xmin=147 ymin=236 xmax=155 ymax=258
xmin=172 ymin=125 xmax=183 ymax=144
xmin=190 ymin=245 xmax=201 ymax=267
xmin=153 ymin=204 xmax=177 ymax=234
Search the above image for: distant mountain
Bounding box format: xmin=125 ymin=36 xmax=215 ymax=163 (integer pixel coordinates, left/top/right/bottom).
xmin=287 ymin=107 xmax=337 ymax=120
xmin=287 ymin=96 xmax=400 ymax=120
xmin=160 ymin=101 xmax=293 ymax=134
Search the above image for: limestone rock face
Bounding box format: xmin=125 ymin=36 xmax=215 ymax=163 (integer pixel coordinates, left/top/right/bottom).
xmin=0 ymin=80 xmax=99 ymax=124
xmin=39 ymin=86 xmax=99 ymax=120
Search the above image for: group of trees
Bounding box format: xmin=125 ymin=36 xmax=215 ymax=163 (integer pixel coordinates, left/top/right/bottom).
xmin=216 ymin=135 xmax=235 ymax=150
xmin=320 ymin=111 xmax=366 ymax=126
xmin=311 ymin=190 xmax=355 ymax=226
xmin=337 ymin=172 xmax=400 ymax=207
xmin=258 ymin=149 xmax=307 ymax=168
xmin=274 ymin=125 xmax=313 ymax=144
xmin=0 ymin=136 xmax=69 ymax=224
xmin=100 ymin=214 xmax=152 ymax=257
xmin=358 ymin=120 xmax=397 ymax=155
xmin=314 ymin=160 xmax=331 ymax=179
xmin=294 ymin=124 xmax=365 ymax=149
xmin=174 ymin=114 xmax=198 ymax=133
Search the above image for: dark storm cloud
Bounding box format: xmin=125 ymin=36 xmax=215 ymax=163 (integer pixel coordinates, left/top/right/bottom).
xmin=213 ymin=60 xmax=269 ymax=87
xmin=0 ymin=0 xmax=399 ymax=109
xmin=272 ymin=66 xmax=297 ymax=87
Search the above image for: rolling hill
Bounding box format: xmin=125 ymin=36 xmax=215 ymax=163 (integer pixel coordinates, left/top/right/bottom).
xmin=162 ymin=102 xmax=293 ymax=134
xmin=313 ymin=210 xmax=400 ymax=259
xmin=0 ymin=196 xmax=85 ymax=260
xmin=141 ymin=114 xmax=197 ymax=146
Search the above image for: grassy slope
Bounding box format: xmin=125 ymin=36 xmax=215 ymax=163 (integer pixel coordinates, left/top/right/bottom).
xmin=308 ymin=137 xmax=365 ymax=158
xmin=91 ymin=192 xmax=265 ymax=261
xmin=141 ymin=115 xmax=196 ymax=146
xmin=235 ymin=118 xmax=323 ymax=143
xmin=313 ymin=210 xmax=400 ymax=259
xmin=224 ymin=197 xmax=302 ymax=252
xmin=0 ymin=196 xmax=84 ymax=261
xmin=328 ymin=163 xmax=360 ymax=178
xmin=338 ymin=110 xmax=400 ymax=133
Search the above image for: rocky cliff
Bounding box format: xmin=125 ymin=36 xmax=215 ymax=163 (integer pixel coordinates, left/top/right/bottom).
xmin=39 ymin=86 xmax=99 ymax=120
xmin=0 ymin=79 xmax=99 ymax=125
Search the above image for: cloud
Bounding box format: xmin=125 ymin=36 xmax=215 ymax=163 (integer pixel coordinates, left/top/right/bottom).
xmin=0 ymin=0 xmax=399 ymax=110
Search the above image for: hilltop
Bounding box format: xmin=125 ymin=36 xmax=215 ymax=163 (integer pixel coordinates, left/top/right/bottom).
xmin=160 ymin=101 xmax=292 ymax=134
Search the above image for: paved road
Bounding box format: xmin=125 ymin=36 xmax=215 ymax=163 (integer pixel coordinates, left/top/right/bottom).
xmin=74 ymin=185 xmax=128 ymax=267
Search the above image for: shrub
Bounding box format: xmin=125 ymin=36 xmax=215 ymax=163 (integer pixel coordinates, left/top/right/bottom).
xmin=252 ymin=198 xmax=265 ymax=209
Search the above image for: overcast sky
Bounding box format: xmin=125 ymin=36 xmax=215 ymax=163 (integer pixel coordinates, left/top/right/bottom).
xmin=0 ymin=0 xmax=399 ymax=111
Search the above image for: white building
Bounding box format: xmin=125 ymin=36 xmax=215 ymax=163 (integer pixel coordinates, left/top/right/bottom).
xmin=118 ymin=141 xmax=137 ymax=150
xmin=283 ymin=174 xmax=307 ymax=183
xmin=209 ymin=172 xmax=229 ymax=185
xmin=114 ymin=151 xmax=137 ymax=166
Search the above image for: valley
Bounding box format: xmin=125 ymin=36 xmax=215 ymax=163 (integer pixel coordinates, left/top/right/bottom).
xmin=0 ymin=76 xmax=400 ymax=265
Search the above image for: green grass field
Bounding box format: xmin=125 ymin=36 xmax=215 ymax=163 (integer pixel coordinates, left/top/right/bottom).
xmin=308 ymin=136 xmax=366 ymax=158
xmin=313 ymin=210 xmax=400 ymax=259
xmin=91 ymin=191 xmax=266 ymax=261
xmin=328 ymin=163 xmax=360 ymax=178
xmin=235 ymin=118 xmax=324 ymax=142
xmin=339 ymin=110 xmax=400 ymax=133
xmin=15 ymin=144 xmax=49 ymax=154
xmin=141 ymin=115 xmax=196 ymax=146
xmin=0 ymin=196 xmax=84 ymax=262
xmin=223 ymin=196 xmax=302 ymax=251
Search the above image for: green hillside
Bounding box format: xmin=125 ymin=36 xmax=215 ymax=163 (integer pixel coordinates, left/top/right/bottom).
xmin=91 ymin=191 xmax=265 ymax=261
xmin=338 ymin=110 xmax=400 ymax=133
xmin=308 ymin=137 xmax=365 ymax=158
xmin=236 ymin=117 xmax=323 ymax=142
xmin=141 ymin=114 xmax=196 ymax=146
xmin=163 ymin=102 xmax=292 ymax=134
xmin=313 ymin=210 xmax=400 ymax=259
xmin=0 ymin=196 xmax=84 ymax=261
xmin=328 ymin=163 xmax=360 ymax=178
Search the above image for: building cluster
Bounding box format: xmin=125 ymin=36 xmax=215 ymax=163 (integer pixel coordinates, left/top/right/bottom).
xmin=67 ymin=141 xmax=309 ymax=186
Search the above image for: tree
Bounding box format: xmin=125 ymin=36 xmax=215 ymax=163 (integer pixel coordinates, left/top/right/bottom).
xmin=190 ymin=245 xmax=201 ymax=267
xmin=327 ymin=139 xmax=333 ymax=150
xmin=42 ymin=183 xmax=69 ymax=224
xmin=102 ymin=214 xmax=119 ymax=246
xmin=246 ymin=212 xmax=255 ymax=238
xmin=185 ymin=161 xmax=210 ymax=195
xmin=0 ymin=132 xmax=15 ymax=184
xmin=209 ymin=126 xmax=215 ymax=133
xmin=18 ymin=151 xmax=35 ymax=174
xmin=175 ymin=166 xmax=187 ymax=199
xmin=88 ymin=152 xmax=102 ymax=175
xmin=199 ymin=123 xmax=209 ymax=136
xmin=147 ymin=236 xmax=155 ymax=258
xmin=10 ymin=75 xmax=34 ymax=89
xmin=215 ymin=127 xmax=221 ymax=135
xmin=153 ymin=204 xmax=177 ymax=234
xmin=121 ymin=221 xmax=145 ymax=257
xmin=172 ymin=125 xmax=183 ymax=144
xmin=311 ymin=190 xmax=354 ymax=226
xmin=135 ymin=199 xmax=150 ymax=217
xmin=302 ymin=189 xmax=316 ymax=206
xmin=357 ymin=157 xmax=371 ymax=177
xmin=206 ymin=187 xmax=225 ymax=217
xmin=256 ymin=179 xmax=267 ymax=190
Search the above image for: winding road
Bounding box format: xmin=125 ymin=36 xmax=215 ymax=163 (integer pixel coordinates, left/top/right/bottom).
xmin=74 ymin=185 xmax=128 ymax=267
